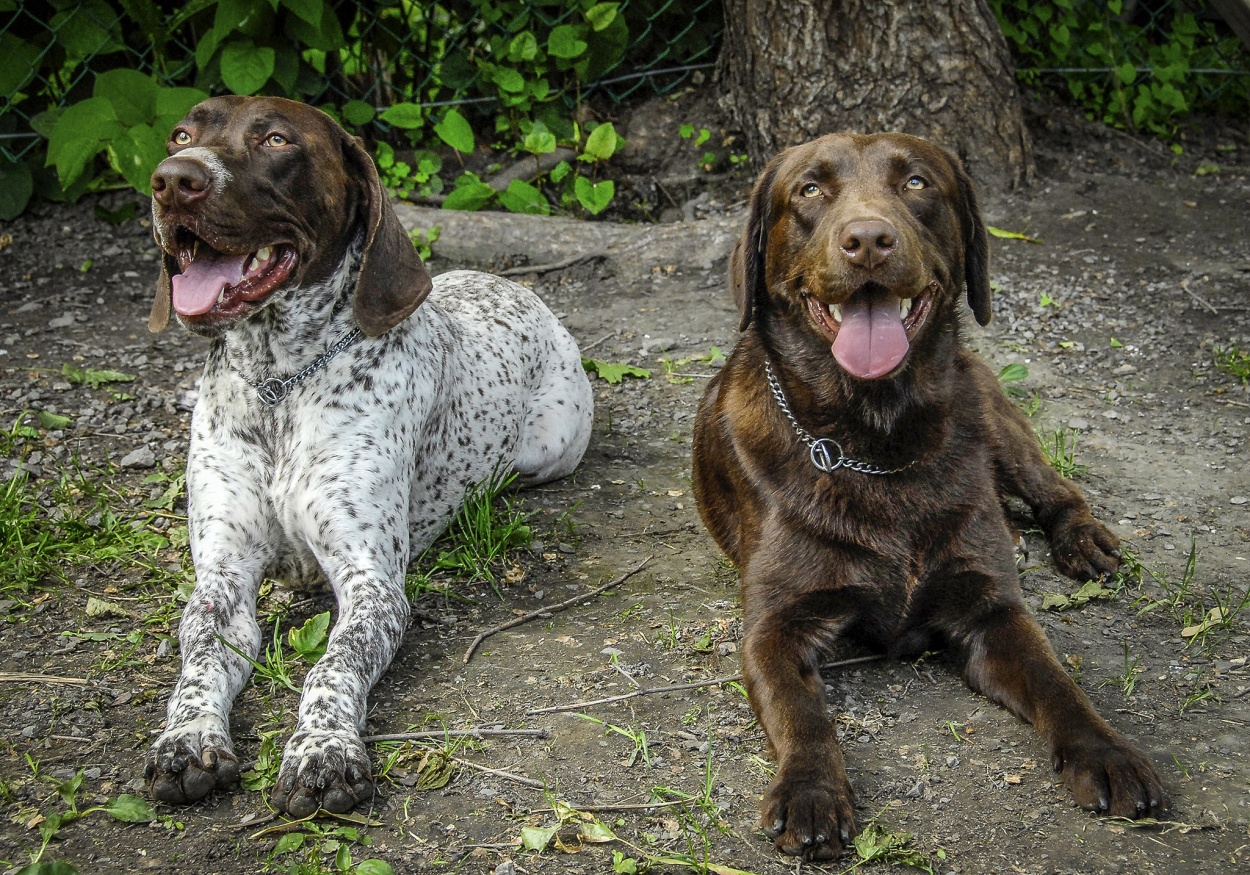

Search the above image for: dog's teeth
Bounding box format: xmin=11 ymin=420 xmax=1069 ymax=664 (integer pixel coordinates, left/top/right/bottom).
xmin=256 ymin=246 xmax=272 ymax=263
xmin=247 ymin=256 xmax=260 ymax=275
xmin=830 ymin=304 xmax=842 ymax=323
xmin=900 ymin=297 xmax=913 ymax=319
xmin=217 ymin=289 xmax=226 ymax=305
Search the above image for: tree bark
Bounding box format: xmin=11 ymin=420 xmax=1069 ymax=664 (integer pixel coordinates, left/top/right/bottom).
xmin=715 ymin=0 xmax=1035 ymax=191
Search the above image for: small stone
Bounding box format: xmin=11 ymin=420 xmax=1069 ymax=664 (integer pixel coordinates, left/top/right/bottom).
xmin=1231 ymin=496 xmax=1248 ymax=505
xmin=119 ymin=447 xmax=156 ymax=469
xmin=47 ymin=314 xmax=76 ymax=329
xmin=1068 ymin=418 xmax=1090 ymax=431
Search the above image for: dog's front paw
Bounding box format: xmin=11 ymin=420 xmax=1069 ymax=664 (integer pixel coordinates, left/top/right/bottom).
xmin=146 ymin=714 xmax=240 ymax=804
xmin=271 ymin=729 xmax=374 ymax=818
xmin=761 ymin=766 xmax=857 ymax=860
xmin=1052 ymin=732 xmax=1167 ymax=818
xmin=1049 ymin=511 xmax=1121 ymax=581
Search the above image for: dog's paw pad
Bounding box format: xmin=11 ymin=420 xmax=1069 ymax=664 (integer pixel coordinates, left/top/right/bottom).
xmin=1054 ymin=736 xmax=1167 ymax=819
xmin=146 ymin=716 xmax=239 ymax=804
xmin=761 ymin=770 xmax=856 ymax=860
xmin=271 ymin=730 xmax=375 ymax=817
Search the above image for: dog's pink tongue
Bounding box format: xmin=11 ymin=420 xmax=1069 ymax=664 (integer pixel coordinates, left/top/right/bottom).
xmin=831 ymin=294 xmax=909 ymax=379
xmin=171 ymin=251 xmax=248 ymax=316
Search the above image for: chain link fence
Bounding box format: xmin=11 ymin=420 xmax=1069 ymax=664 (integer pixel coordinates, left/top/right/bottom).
xmin=1 ymin=1 xmax=1247 ymax=167
xmin=0 ymin=0 xmax=722 ymax=165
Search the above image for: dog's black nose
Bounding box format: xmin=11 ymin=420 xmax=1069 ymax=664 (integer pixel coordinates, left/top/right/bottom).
xmin=838 ymin=218 xmax=897 ymax=269
xmin=152 ymin=156 xmax=212 ymax=208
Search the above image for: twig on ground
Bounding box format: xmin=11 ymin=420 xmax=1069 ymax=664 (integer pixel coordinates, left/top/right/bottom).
xmin=527 ymin=654 xmax=884 ymax=715
xmin=361 ymin=727 xmax=549 ymax=743
xmin=1181 ymin=278 xmax=1218 ymax=315
xmin=452 ymin=757 xmax=545 ymax=789
xmin=497 ymin=250 xmax=603 ymax=277
xmin=580 ymin=331 xmax=617 ymax=353
xmin=0 ymin=672 xmax=91 ymax=686
xmin=463 ymin=555 xmax=654 ymax=664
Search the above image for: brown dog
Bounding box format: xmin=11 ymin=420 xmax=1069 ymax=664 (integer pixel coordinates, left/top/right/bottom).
xmin=692 ymin=133 xmax=1165 ymax=860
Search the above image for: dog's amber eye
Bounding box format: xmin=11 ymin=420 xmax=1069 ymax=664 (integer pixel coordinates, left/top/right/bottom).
xmin=264 ymin=133 xmax=289 ymax=147
xmin=173 ymin=130 xmax=191 ymax=146
xmin=800 ymin=183 xmax=822 ymax=198
xmin=905 ymin=175 xmax=927 ymax=191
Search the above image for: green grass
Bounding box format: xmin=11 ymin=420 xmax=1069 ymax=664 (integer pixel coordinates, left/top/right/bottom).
xmin=1037 ymin=427 xmax=1089 ymax=478
xmin=1214 ymin=344 xmax=1250 ymax=385
xmin=406 ymin=466 xmax=535 ymax=601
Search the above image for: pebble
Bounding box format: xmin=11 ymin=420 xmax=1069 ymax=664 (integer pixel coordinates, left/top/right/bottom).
xmin=1232 ymin=496 xmax=1248 ymax=505
xmin=119 ymin=447 xmax=156 ymax=468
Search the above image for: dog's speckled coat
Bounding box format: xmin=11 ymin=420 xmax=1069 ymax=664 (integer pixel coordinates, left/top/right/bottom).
xmin=143 ymin=96 xmax=592 ymax=816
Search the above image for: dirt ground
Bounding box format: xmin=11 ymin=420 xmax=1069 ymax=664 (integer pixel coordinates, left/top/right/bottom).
xmin=1 ymin=98 xmax=1249 ymax=875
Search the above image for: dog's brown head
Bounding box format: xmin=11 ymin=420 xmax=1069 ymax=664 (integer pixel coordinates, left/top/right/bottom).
xmin=732 ymin=133 xmax=989 ymax=380
xmin=148 ymin=95 xmax=431 ymax=336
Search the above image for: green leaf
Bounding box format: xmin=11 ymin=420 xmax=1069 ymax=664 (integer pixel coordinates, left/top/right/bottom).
xmin=508 ymin=31 xmax=539 ymax=62
xmin=155 ymin=87 xmax=210 ymax=121
xmin=549 ymin=160 xmax=572 ymax=183
xmin=94 ymin=69 xmax=158 ymax=126
xmin=379 ymin=102 xmax=424 ymax=130
xmin=37 ymin=410 xmax=72 ymax=430
xmin=521 ymin=124 xmax=557 ymax=156
xmin=355 ymin=862 xmax=395 ymax=875
xmin=584 ymin=3 xmax=620 ymax=31
xmin=997 ymin=363 xmax=1029 ymax=383
xmin=342 ymin=99 xmax=376 ymax=127
xmin=574 ymin=176 xmax=614 ymax=215
xmin=109 ymin=122 xmax=168 ymax=194
xmin=582 ymin=358 xmax=650 ymax=384
xmin=0 ymin=160 xmax=33 ymax=220
xmin=441 ymin=173 xmax=494 ymax=211
xmin=433 ymin=108 xmax=475 ymax=154
xmin=288 ymin=611 xmax=331 ymax=663
xmin=102 ymin=793 xmax=157 ymax=823
xmin=61 ymin=363 xmax=136 ymax=389
xmin=520 ymin=824 xmax=558 ymax=852
xmin=14 ymin=862 xmax=80 ymax=875
xmin=579 ymin=819 xmax=618 ymax=842
xmin=219 ymin=39 xmax=275 ymax=95
xmin=280 ymin=0 xmax=323 ymax=27
xmin=46 ymin=97 xmax=122 ymax=189
xmin=581 ymin=122 xmax=621 ymax=162
xmin=548 ymin=24 xmax=588 ymax=59
xmin=490 ymin=65 xmax=526 ymax=94
xmin=497 ymin=179 xmax=550 ymax=216
xmin=1114 ymin=61 xmax=1137 ymax=86
xmin=273 ymin=832 xmax=306 ymax=855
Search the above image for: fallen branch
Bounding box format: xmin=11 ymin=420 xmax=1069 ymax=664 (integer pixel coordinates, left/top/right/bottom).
xmin=453 ymin=757 xmax=545 ymax=789
xmin=497 ymin=250 xmax=604 ymax=277
xmin=361 ymin=727 xmax=548 ymax=743
xmin=527 ymin=654 xmax=884 ymax=715
xmin=0 ymin=672 xmax=91 ymax=686
xmin=463 ymin=555 xmax=654 ymax=664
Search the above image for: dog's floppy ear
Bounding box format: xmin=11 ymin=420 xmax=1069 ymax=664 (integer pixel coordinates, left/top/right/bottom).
xmin=953 ymin=159 xmax=991 ymax=327
xmin=340 ymin=130 xmax=433 ymax=336
xmin=149 ymin=251 xmax=175 ymax=332
xmin=730 ymin=162 xmax=777 ymax=332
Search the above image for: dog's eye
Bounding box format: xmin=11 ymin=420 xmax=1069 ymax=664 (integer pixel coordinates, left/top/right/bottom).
xmin=264 ymin=133 xmax=290 ymax=147
xmin=904 ymin=175 xmax=927 ymax=191
xmin=800 ymin=183 xmax=822 ymax=198
xmin=172 ymin=130 xmax=191 ymax=146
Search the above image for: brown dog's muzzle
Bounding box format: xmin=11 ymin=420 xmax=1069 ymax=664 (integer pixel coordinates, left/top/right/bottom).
xmin=837 ymin=218 xmax=897 ymax=271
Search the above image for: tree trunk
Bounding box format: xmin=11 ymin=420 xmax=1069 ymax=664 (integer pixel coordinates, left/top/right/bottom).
xmin=715 ymin=0 xmax=1034 ymax=191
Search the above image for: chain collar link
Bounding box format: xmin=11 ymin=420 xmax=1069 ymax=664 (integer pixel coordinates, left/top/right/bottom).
xmin=763 ymin=357 xmax=916 ymax=476
xmin=230 ymin=328 xmax=363 ymax=407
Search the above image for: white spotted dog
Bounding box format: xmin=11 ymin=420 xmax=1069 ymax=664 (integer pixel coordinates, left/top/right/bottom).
xmin=144 ymin=95 xmax=593 ymax=817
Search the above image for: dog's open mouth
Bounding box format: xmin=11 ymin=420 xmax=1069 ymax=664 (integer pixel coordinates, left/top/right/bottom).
xmin=169 ymin=228 xmax=297 ymax=319
xmin=806 ymin=282 xmax=935 ymax=380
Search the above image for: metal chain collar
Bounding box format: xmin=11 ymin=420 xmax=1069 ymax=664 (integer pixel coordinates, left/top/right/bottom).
xmin=231 ymin=328 xmax=363 ymax=407
xmin=763 ymin=357 xmax=916 ymax=476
